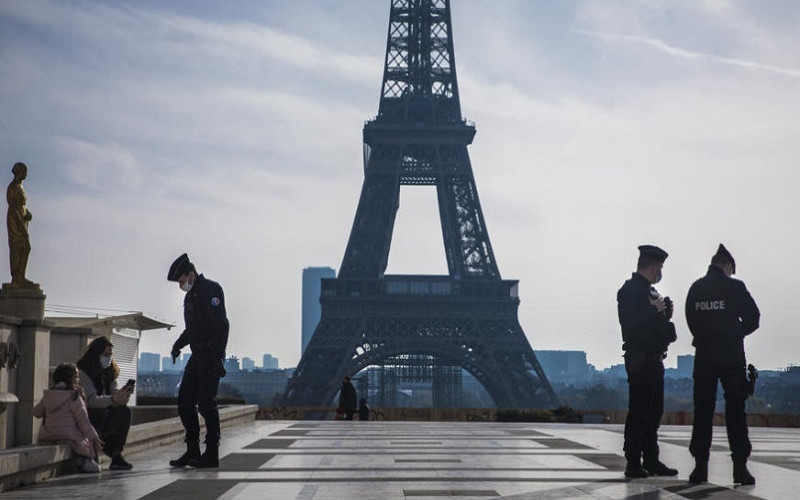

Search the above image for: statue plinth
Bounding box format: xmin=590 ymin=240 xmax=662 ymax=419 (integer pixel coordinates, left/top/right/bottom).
xmin=0 ymin=284 xmax=45 ymax=321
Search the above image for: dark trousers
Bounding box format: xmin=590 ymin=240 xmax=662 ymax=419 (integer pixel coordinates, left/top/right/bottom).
xmin=88 ymin=405 xmax=131 ymax=457
xmin=178 ymin=352 xmax=221 ymax=444
xmin=689 ymin=348 xmax=751 ymax=461
xmin=623 ymin=352 xmax=665 ymax=465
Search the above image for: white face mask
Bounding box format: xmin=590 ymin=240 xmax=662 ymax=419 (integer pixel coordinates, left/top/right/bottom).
xmin=100 ymin=355 xmax=112 ymax=369
xmin=180 ymin=276 xmax=194 ymax=293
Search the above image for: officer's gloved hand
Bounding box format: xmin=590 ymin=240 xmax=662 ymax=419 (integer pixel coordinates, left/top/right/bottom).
xmin=663 ymin=296 xmax=674 ymax=320
xmin=171 ymin=346 xmax=181 ymax=364
xmin=215 ymin=358 xmax=227 ymax=378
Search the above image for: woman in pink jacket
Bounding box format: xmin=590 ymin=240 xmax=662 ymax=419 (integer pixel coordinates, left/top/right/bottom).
xmin=33 ymin=363 xmax=104 ymax=473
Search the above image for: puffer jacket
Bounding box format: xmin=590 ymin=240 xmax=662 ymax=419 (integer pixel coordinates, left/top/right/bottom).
xmin=33 ymin=384 xmax=99 ymax=458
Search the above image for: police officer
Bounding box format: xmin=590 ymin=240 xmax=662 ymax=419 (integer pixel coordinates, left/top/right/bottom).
xmin=617 ymin=245 xmax=678 ymax=478
xmin=686 ymin=244 xmax=759 ymax=485
xmin=167 ymin=253 xmax=229 ymax=468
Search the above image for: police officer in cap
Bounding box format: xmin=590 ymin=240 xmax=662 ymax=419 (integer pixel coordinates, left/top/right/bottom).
xmin=685 ymin=244 xmax=760 ymax=485
xmin=617 ymin=245 xmax=678 ymax=478
xmin=167 ymin=253 xmax=229 ymax=468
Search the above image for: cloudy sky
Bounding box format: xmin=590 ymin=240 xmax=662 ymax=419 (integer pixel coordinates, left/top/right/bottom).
xmin=1 ymin=0 xmax=798 ymax=373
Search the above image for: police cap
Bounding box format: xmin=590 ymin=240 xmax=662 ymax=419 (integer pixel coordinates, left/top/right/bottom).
xmin=713 ymin=243 xmax=736 ymax=274
xmin=167 ymin=253 xmax=193 ymax=281
xmin=637 ymin=245 xmax=668 ymax=263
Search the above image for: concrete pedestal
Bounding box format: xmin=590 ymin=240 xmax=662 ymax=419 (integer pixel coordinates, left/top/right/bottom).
xmin=12 ymin=323 xmax=49 ymax=446
xmin=0 ymin=285 xmax=49 ymax=446
xmin=0 ymin=285 xmax=44 ymax=322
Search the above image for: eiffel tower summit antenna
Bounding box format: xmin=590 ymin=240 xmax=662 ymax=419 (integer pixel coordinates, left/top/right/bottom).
xmin=284 ymin=0 xmax=557 ymax=408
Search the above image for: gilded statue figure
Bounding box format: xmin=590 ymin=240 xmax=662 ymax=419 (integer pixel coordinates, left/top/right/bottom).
xmin=7 ymin=162 xmax=35 ymax=287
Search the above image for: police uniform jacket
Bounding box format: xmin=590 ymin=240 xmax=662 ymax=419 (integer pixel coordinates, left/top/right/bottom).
xmin=172 ymin=274 xmax=229 ymax=359
xmin=617 ymin=273 xmax=676 ymax=354
xmin=685 ymin=265 xmax=759 ymax=350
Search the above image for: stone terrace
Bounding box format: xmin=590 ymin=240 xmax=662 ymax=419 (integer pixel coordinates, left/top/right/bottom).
xmin=3 ymin=420 xmax=799 ymax=499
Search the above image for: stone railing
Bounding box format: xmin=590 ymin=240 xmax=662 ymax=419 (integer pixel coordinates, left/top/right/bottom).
xmin=258 ymin=406 xmax=800 ymax=427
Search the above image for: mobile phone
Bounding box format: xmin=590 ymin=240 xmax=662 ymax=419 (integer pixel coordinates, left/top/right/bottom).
xmin=125 ymin=379 xmax=136 ymax=388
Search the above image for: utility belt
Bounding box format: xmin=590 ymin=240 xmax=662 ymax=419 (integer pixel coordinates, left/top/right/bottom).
xmin=188 ymin=343 xmax=215 ymax=356
xmin=624 ymin=348 xmax=666 ymax=374
xmin=624 ymin=347 xmax=666 ymax=361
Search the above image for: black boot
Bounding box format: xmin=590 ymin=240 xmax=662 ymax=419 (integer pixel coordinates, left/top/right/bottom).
xmin=689 ymin=460 xmax=708 ymax=484
xmin=624 ymin=459 xmax=649 ymax=478
xmin=733 ymin=459 xmax=755 ymax=485
xmin=644 ymin=459 xmax=678 ymax=476
xmin=169 ymin=440 xmax=201 ymax=467
xmin=195 ymin=442 xmax=219 ymax=468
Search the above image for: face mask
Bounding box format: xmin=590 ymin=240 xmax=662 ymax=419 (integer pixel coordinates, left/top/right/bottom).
xmin=180 ymin=276 xmax=194 ymax=293
xmin=652 ymin=271 xmax=662 ymax=284
xmin=100 ymin=355 xmax=112 ymax=369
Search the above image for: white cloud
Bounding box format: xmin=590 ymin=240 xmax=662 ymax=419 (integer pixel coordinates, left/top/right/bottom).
xmin=577 ymin=31 xmax=800 ymax=78
xmin=57 ymin=139 xmax=143 ymax=191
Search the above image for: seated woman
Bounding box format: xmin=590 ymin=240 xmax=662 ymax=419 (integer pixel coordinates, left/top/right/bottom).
xmin=34 ymin=363 xmax=103 ymax=473
xmin=76 ymin=336 xmax=134 ymax=471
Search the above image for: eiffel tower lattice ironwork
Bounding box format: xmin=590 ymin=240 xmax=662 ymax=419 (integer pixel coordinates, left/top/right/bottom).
xmin=284 ymin=0 xmax=557 ymax=408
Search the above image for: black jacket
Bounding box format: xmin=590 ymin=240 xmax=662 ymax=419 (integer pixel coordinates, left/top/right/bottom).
xmin=339 ymin=381 xmax=357 ymax=412
xmin=617 ymin=272 xmax=676 ymax=353
xmin=685 ymin=265 xmax=759 ymax=349
xmin=172 ymin=274 xmax=229 ymax=359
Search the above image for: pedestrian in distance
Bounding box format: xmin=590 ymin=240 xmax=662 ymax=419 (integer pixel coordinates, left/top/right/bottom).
xmin=34 ymin=363 xmax=104 ymax=473
xmin=685 ymin=244 xmax=760 ymax=485
xmin=339 ymin=376 xmax=357 ymax=421
xmin=76 ymin=336 xmax=134 ymax=470
xmin=358 ymin=398 xmax=370 ymax=421
xmin=167 ymin=253 xmax=230 ymax=468
xmin=617 ymin=245 xmax=679 ymax=478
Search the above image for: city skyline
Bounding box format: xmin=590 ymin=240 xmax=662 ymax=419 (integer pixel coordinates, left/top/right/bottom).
xmin=141 ymin=351 xmax=281 ymax=371
xmin=1 ymin=1 xmax=798 ymax=372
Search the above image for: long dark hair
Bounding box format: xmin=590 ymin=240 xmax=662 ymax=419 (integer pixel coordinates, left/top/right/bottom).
xmin=76 ymin=336 xmax=119 ymax=382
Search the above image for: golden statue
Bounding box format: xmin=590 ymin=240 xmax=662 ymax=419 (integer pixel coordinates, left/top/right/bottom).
xmin=7 ymin=162 xmax=36 ymax=287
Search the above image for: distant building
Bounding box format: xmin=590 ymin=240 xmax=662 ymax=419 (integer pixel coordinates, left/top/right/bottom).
xmin=224 ymin=356 xmax=240 ymax=374
xmin=263 ymin=353 xmax=279 ymax=370
xmin=605 ymin=363 xmax=627 ymax=379
xmin=781 ymin=366 xmax=800 ymax=385
xmin=163 ymin=353 xmax=189 ymax=373
xmin=664 ymin=354 xmax=695 ymax=379
xmin=302 ymin=266 xmax=336 ymax=354
xmin=676 ymin=354 xmax=694 ymax=378
xmin=139 ymin=352 xmax=161 ymax=373
xmin=241 ymin=357 xmax=255 ymax=371
xmin=137 ymin=369 xmax=295 ymax=407
xmin=534 ymin=350 xmax=592 ymax=386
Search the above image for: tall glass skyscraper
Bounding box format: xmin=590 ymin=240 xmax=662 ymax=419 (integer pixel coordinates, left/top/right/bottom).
xmin=301 ymin=266 xmax=336 ymax=354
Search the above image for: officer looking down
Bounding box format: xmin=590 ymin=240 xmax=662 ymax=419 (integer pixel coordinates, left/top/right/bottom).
xmin=167 ymin=253 xmax=230 ymax=469
xmin=686 ymin=244 xmax=760 ymax=485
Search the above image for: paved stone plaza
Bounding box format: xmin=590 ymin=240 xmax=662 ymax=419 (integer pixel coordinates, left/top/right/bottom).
xmin=3 ymin=420 xmax=799 ymax=499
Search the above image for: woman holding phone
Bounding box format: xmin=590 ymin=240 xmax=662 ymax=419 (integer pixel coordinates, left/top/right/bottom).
xmin=77 ymin=336 xmax=134 ymax=470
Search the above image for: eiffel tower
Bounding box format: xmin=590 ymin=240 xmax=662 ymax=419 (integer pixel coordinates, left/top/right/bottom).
xmin=284 ymin=0 xmax=557 ymax=408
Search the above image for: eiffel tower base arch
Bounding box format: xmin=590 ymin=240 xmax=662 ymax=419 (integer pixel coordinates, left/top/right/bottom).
xmin=284 ymin=277 xmax=557 ymax=409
